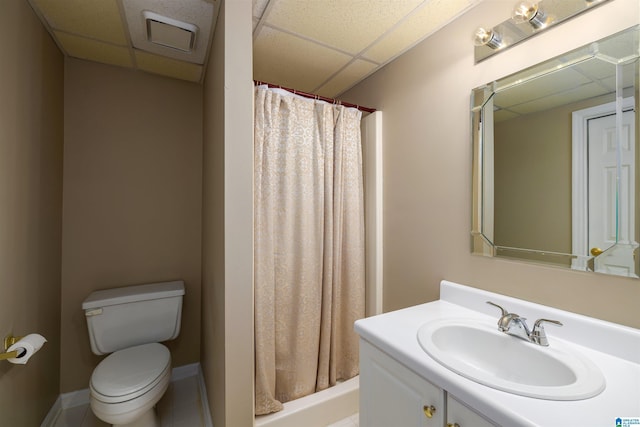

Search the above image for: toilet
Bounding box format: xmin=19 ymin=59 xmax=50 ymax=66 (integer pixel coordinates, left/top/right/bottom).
xmin=82 ymin=280 xmax=185 ymax=427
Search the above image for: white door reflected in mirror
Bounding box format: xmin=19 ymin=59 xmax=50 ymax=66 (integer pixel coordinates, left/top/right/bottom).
xmin=572 ymin=99 xmax=638 ymax=277
xmin=588 ymin=110 xmax=637 ymax=276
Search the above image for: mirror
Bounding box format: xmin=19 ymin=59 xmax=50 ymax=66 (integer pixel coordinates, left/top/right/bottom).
xmin=472 ymin=25 xmax=640 ymax=278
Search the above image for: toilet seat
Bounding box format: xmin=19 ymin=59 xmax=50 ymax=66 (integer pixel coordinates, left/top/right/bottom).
xmin=90 ymin=343 xmax=171 ymax=404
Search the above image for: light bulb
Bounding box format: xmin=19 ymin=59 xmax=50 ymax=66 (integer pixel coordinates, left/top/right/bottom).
xmin=474 ymin=27 xmax=502 ymax=49
xmin=512 ymin=1 xmax=547 ymax=29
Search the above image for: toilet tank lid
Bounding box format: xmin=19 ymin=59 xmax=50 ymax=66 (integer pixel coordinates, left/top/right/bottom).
xmin=82 ymin=280 xmax=185 ymax=310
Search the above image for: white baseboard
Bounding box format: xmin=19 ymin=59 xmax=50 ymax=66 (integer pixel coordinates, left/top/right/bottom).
xmin=197 ymin=364 xmax=214 ymax=427
xmin=42 ymin=363 xmax=213 ymax=427
xmin=39 ymin=386 xmax=91 ymax=427
xmin=60 ymin=388 xmax=91 ymax=409
xmin=40 ymin=395 xmax=62 ymax=427
xmin=171 ymin=362 xmax=200 ymax=381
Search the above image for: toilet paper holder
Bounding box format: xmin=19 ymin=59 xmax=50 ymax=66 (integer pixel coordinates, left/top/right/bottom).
xmin=0 ymin=335 xmax=24 ymax=361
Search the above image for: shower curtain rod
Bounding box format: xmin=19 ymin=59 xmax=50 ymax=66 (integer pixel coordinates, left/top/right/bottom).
xmin=254 ymin=80 xmax=376 ymax=113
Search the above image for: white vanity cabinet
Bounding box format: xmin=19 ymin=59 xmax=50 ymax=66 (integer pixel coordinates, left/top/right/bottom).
xmin=360 ymin=340 xmax=444 ymax=427
xmin=446 ymin=395 xmax=497 ymax=427
xmin=360 ymin=340 xmax=497 ymax=427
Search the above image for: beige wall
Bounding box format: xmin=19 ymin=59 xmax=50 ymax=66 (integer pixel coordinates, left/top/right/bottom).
xmin=494 ymin=93 xmax=619 ymax=256
xmin=0 ymin=1 xmax=64 ymax=424
xmin=202 ymin=0 xmax=255 ymax=425
xmin=495 ymin=107 xmax=572 ymax=254
xmin=343 ymin=0 xmax=640 ymax=328
xmin=61 ymin=59 xmax=203 ymax=392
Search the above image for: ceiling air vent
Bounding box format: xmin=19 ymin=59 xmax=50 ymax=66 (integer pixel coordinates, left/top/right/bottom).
xmin=123 ymin=0 xmax=214 ymax=65
xmin=143 ymin=11 xmax=197 ymax=53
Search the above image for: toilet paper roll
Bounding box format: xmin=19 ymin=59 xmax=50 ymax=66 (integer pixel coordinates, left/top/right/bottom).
xmin=6 ymin=334 xmax=47 ymax=365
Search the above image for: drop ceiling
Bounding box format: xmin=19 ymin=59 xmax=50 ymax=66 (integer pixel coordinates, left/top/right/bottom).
xmin=27 ymin=0 xmax=219 ymax=83
xmin=26 ymin=0 xmax=482 ymax=95
xmin=253 ymin=0 xmax=482 ymax=97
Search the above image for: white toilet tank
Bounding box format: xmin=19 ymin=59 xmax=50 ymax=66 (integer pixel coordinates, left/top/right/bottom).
xmin=82 ymin=280 xmax=185 ymax=355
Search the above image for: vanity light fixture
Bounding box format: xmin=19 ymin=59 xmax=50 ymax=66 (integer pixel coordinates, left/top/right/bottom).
xmin=474 ymin=0 xmax=611 ymax=63
xmin=512 ymin=1 xmax=548 ymax=30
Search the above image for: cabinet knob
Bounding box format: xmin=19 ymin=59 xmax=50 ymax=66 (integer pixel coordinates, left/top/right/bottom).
xmin=423 ymin=405 xmax=436 ymax=418
xmin=447 ymin=424 xmax=460 ymax=427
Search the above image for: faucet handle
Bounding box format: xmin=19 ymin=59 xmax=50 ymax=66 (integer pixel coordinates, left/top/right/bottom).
xmin=533 ymin=318 xmax=563 ymax=329
xmin=486 ymin=301 xmax=508 ymax=316
xmin=531 ymin=318 xmax=563 ymax=346
xmin=486 ymin=301 xmax=514 ymax=331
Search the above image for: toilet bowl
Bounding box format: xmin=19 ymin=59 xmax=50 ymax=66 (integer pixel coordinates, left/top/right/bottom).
xmin=89 ymin=343 xmax=171 ymax=427
xmin=82 ymin=281 xmax=185 ymax=427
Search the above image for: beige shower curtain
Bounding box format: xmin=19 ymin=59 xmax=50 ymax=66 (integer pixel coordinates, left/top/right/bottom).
xmin=254 ymin=86 xmax=365 ymax=415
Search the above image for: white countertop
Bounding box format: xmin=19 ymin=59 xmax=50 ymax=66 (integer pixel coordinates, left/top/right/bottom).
xmin=354 ymin=280 xmax=640 ymax=427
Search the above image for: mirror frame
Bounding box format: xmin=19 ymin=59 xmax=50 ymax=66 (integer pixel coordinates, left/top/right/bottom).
xmin=471 ymin=25 xmax=640 ymax=276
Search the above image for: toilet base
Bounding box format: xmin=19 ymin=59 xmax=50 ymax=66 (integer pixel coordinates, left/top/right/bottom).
xmin=89 ymin=345 xmax=171 ymax=427
xmin=90 ymin=369 xmax=169 ymax=427
xmin=112 ymin=407 xmax=159 ymax=427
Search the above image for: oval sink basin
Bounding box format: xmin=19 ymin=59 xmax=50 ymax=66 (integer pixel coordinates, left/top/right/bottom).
xmin=417 ymin=318 xmax=605 ymax=400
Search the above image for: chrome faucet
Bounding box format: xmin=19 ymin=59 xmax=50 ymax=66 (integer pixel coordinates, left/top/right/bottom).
xmin=486 ymin=301 xmax=563 ymax=346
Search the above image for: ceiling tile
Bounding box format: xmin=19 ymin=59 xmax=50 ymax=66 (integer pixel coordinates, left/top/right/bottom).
xmin=509 ymin=82 xmax=611 ymax=115
xmin=135 ymin=51 xmax=203 ymax=82
xmin=55 ymin=32 xmax=133 ymax=68
xmin=316 ymin=60 xmax=378 ymax=97
xmin=254 ymin=27 xmax=352 ymax=92
xmin=253 ymin=0 xmax=270 ymax=19
xmin=495 ymin=109 xmax=520 ymax=122
xmin=264 ymin=0 xmax=423 ymax=55
xmin=363 ymin=0 xmax=478 ymax=64
xmin=574 ymin=59 xmax=618 ymax=81
xmin=31 ymin=0 xmax=127 ymax=45
xmin=496 ymin=69 xmax=591 ymax=108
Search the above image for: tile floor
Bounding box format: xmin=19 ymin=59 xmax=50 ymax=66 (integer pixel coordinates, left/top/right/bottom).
xmin=53 ymin=374 xmax=358 ymax=427
xmin=52 ymin=375 xmax=206 ymax=427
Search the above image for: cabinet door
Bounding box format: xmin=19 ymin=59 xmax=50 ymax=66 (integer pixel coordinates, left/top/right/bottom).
xmin=446 ymin=395 xmax=498 ymax=427
xmin=360 ymin=340 xmax=444 ymax=427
